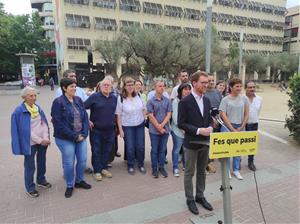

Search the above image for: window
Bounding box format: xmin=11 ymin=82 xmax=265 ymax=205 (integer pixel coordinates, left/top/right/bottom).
xmin=217 ymin=13 xmax=233 ymax=24
xmin=65 ymin=14 xmax=90 ymax=28
xmin=183 ymin=27 xmax=201 ymax=37
xmin=64 ymin=0 xmax=89 ymax=5
xmin=247 ymin=18 xmax=260 ymax=28
xmin=233 ymin=0 xmax=248 ymax=10
xmin=184 ymin=8 xmax=201 ymax=20
xmin=260 ymin=35 xmax=271 ymax=44
xmin=261 ymin=4 xmax=273 ymax=14
xmin=218 ymin=31 xmax=232 ymax=41
xmin=44 ymin=17 xmax=55 ymax=26
xmin=119 ymin=0 xmax=141 ymax=12
xmin=95 ymin=17 xmax=117 ymax=31
xmin=244 ymin=34 xmax=259 ymax=43
xmin=42 ymin=3 xmax=53 ymax=12
xmin=273 ymin=22 xmax=284 ymax=31
xmin=143 ymin=23 xmax=160 ymax=29
xmin=248 ymin=1 xmax=261 ymax=12
xmin=143 ymin=2 xmax=163 ymax=15
xmin=261 ymin=20 xmax=273 ymax=29
xmin=165 ymin=25 xmax=182 ymax=32
xmin=93 ymin=0 xmax=116 ymax=9
xmin=67 ymin=38 xmax=91 ymax=50
xmin=45 ymin=30 xmax=55 ymax=39
xmin=120 ymin=20 xmax=140 ymax=30
xmin=291 ymin=27 xmax=298 ymax=38
xmin=164 ymin=5 xmax=184 ymax=18
xmin=218 ymin=0 xmax=233 ymax=7
xmin=233 ymin=16 xmax=247 ymax=26
xmin=274 ymin=6 xmax=286 ymax=16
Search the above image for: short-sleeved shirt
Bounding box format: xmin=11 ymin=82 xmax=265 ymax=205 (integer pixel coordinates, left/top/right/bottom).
xmin=147 ymin=90 xmax=169 ymax=101
xmin=115 ymin=95 xmax=145 ymax=127
xmin=146 ymin=95 xmax=172 ymax=135
xmin=219 ymin=95 xmax=249 ymax=124
xmin=205 ymin=89 xmax=222 ymax=109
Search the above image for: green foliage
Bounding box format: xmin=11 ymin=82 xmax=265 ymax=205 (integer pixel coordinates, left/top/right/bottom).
xmin=0 ymin=11 xmax=50 ymax=76
xmin=285 ymin=73 xmax=300 ymax=143
xmin=244 ymin=53 xmax=267 ymax=74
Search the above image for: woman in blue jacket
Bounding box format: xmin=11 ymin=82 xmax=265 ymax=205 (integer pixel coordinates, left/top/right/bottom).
xmin=51 ymin=78 xmax=91 ymax=198
xmin=11 ymin=86 xmax=51 ymax=198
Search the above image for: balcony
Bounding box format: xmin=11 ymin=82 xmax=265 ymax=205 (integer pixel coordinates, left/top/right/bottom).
xmin=31 ymin=0 xmax=52 ymax=9
xmin=42 ymin=25 xmax=55 ymax=30
xmin=39 ymin=11 xmax=53 ymax=17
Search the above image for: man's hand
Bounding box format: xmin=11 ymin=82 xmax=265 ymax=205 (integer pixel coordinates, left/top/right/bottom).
xmin=77 ymin=135 xmax=85 ymax=142
xmin=40 ymin=139 xmax=51 ymax=146
xmin=89 ymin=121 xmax=94 ymax=130
xmin=119 ymin=129 xmax=124 ymax=138
xmin=198 ymin=127 xmax=213 ymax=137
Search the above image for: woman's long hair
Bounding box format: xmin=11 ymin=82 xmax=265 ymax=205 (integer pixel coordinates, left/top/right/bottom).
xmin=121 ymin=77 xmax=137 ymax=99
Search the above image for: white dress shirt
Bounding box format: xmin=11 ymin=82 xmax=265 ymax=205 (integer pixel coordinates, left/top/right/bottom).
xmin=192 ymin=90 xmax=204 ymax=116
xmin=247 ymin=95 xmax=262 ymax=124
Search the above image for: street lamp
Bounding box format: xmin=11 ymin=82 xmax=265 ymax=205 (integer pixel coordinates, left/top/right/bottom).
xmin=239 ymin=31 xmax=244 ymax=79
xmin=205 ymin=0 xmax=213 ymax=73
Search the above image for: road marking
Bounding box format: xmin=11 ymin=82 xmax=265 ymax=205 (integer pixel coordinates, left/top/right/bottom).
xmin=258 ymin=129 xmax=289 ymax=145
xmin=74 ymin=160 xmax=299 ymax=224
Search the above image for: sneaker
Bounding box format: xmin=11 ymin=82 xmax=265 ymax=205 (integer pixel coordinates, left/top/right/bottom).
xmin=65 ymin=187 xmax=73 ymax=198
xmin=173 ymin=169 xmax=180 ymax=177
xmin=85 ymin=167 xmax=93 ymax=174
xmin=94 ymin=173 xmax=102 ymax=181
xmin=75 ymin=181 xmax=92 ymax=189
xmin=228 ymin=171 xmax=232 ymax=179
xmin=152 ymin=169 xmax=159 ymax=178
xmin=115 ymin=152 xmax=121 ymax=157
xmin=233 ymin=171 xmax=243 ymax=180
xmin=182 ymin=167 xmax=185 ymax=171
xmin=101 ymin=169 xmax=112 ymax=178
xmin=206 ymin=163 xmax=216 ymax=173
xmin=159 ymin=168 xmax=168 ymax=178
xmin=107 ymin=163 xmax=113 ymax=168
xmin=128 ymin=168 xmax=135 ymax=175
xmin=139 ymin=167 xmax=147 ymax=174
xmin=26 ymin=190 xmax=39 ymax=198
xmin=37 ymin=181 xmax=52 ymax=189
xmin=164 ymin=159 xmax=168 ymax=164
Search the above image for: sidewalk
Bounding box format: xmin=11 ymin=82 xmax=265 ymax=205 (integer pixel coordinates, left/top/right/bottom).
xmin=0 ymin=86 xmax=299 ymax=223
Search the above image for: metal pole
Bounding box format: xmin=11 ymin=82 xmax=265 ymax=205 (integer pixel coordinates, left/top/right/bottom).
xmin=239 ymin=31 xmax=244 ymax=79
xmin=205 ymin=0 xmax=213 ymax=73
xmin=220 ymin=158 xmax=232 ymax=224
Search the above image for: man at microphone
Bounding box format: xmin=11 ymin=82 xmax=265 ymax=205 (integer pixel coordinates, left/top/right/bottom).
xmin=178 ymin=71 xmax=214 ymax=215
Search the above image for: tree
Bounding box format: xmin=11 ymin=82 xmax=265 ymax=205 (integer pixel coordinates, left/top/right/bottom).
xmin=285 ymin=72 xmax=300 ymax=143
xmin=0 ymin=11 xmax=51 ymax=77
xmin=244 ymin=53 xmax=267 ymax=74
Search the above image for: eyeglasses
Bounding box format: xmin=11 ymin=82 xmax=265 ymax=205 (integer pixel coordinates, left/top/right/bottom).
xmin=199 ymin=81 xmax=209 ymax=85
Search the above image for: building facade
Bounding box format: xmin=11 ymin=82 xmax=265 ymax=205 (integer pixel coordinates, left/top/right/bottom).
xmin=52 ymin=0 xmax=287 ymax=74
xmin=31 ymin=0 xmax=57 ymax=79
xmin=283 ymin=6 xmax=300 ymax=55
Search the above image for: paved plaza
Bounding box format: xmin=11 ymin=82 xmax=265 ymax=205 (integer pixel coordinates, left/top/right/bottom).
xmin=0 ymin=85 xmax=299 ymax=223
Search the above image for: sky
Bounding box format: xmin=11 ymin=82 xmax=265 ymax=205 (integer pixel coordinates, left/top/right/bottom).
xmin=0 ymin=0 xmax=299 ymax=15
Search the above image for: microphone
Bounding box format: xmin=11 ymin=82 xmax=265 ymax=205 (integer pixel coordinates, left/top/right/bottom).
xmin=210 ymin=107 xmax=230 ymax=132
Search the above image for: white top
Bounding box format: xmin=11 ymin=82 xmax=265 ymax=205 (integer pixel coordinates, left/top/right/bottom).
xmin=171 ymin=98 xmax=184 ymax=138
xmin=115 ymin=95 xmax=146 ymax=127
xmin=247 ymin=95 xmax=262 ymax=124
xmin=55 ymin=86 xmax=88 ymax=102
xmin=191 ymin=90 xmax=204 ymax=116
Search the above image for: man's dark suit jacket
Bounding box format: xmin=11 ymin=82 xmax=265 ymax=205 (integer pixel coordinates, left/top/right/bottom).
xmin=178 ymin=93 xmax=212 ymax=150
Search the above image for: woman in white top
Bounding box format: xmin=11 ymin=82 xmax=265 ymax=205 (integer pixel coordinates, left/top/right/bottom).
xmin=219 ymin=78 xmax=249 ymax=180
xmin=116 ymin=77 xmax=147 ymax=175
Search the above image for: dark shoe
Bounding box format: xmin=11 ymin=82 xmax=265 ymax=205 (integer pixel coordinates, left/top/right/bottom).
xmin=85 ymin=167 xmax=93 ymax=174
xmin=139 ymin=167 xmax=146 ymax=174
xmin=195 ymin=197 xmax=213 ymax=211
xmin=115 ymin=152 xmax=121 ymax=157
xmin=186 ymin=200 xmax=199 ymax=215
xmin=164 ymin=159 xmax=168 ymax=164
xmin=37 ymin=181 xmax=52 ymax=189
xmin=248 ymin=162 xmax=256 ymax=171
xmin=26 ymin=190 xmax=39 ymax=198
xmin=128 ymin=168 xmax=135 ymax=175
xmin=75 ymin=181 xmax=92 ymax=189
xmin=159 ymin=168 xmax=168 ymax=178
xmin=107 ymin=163 xmax=113 ymax=168
xmin=65 ymin=187 xmax=73 ymax=198
xmin=152 ymin=169 xmax=159 ymax=178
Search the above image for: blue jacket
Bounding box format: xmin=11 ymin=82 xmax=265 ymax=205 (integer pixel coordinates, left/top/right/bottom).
xmin=11 ymin=103 xmax=49 ymax=155
xmin=51 ymin=95 xmax=89 ymax=141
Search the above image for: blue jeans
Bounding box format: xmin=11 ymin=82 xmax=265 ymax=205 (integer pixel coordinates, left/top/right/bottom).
xmin=90 ymin=129 xmax=114 ymax=173
xmin=246 ymin=123 xmax=258 ymax=163
xmin=149 ymin=133 xmax=169 ymax=170
xmin=55 ymin=138 xmax=87 ymax=188
xmin=220 ymin=123 xmax=242 ymax=172
xmin=171 ymin=131 xmax=184 ymax=170
xmin=24 ymin=144 xmax=47 ymax=192
xmin=123 ymin=121 xmax=145 ymax=168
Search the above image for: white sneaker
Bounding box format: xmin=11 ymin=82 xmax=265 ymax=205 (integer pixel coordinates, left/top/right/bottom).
xmin=228 ymin=171 xmax=232 ymax=179
xmin=94 ymin=173 xmax=102 ymax=181
xmin=173 ymin=169 xmax=180 ymax=177
xmin=233 ymin=171 xmax=243 ymax=180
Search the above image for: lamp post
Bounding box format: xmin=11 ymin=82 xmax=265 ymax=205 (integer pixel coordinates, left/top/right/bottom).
xmin=239 ymin=31 xmax=244 ymax=79
xmin=205 ymin=0 xmax=213 ymax=73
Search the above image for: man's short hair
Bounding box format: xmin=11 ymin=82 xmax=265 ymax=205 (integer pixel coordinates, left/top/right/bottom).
xmin=63 ymin=69 xmax=76 ymax=78
xmin=245 ymin=80 xmax=255 ymax=88
xmin=190 ymin=71 xmax=208 ymax=85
